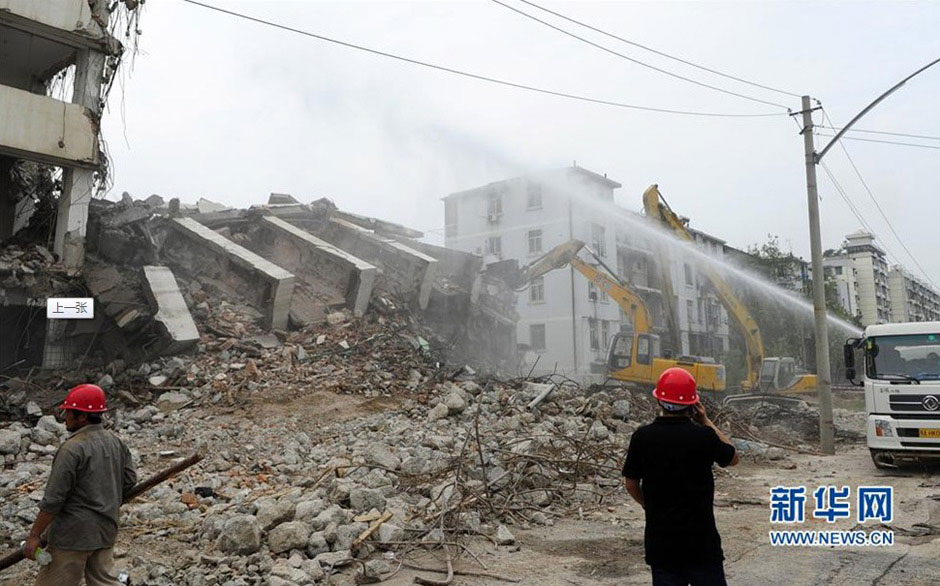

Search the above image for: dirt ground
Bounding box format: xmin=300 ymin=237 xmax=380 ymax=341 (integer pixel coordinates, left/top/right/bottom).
xmin=356 ymin=443 xmax=939 ymax=586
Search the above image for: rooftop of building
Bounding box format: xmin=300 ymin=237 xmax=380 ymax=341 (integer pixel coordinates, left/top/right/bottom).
xmin=443 ymin=165 xmax=621 ymax=201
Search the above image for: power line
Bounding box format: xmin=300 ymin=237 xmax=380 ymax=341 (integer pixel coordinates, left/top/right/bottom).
xmin=514 ymin=0 xmax=802 ymax=99
xmin=819 ymin=161 xmax=904 ymax=268
xmin=822 ymin=110 xmax=938 ymax=289
xmin=488 ymin=0 xmax=791 ymax=110
xmin=180 ymin=0 xmax=784 ymax=119
xmin=817 ymin=125 xmax=940 ymax=142
xmin=816 ymin=133 xmax=940 ymax=151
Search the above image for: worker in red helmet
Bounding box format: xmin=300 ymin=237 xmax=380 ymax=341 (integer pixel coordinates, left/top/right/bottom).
xmin=22 ymin=384 xmax=137 ymax=586
xmin=622 ymin=368 xmax=739 ymax=586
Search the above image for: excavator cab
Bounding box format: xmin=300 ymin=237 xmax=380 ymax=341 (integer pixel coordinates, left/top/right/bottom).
xmin=607 ymin=331 xmax=661 ymax=371
xmin=756 ymin=357 xmax=817 ymax=393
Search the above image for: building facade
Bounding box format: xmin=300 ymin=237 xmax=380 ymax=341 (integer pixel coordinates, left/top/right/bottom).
xmin=889 ymin=266 xmax=940 ymax=322
xmin=824 ymin=231 xmax=892 ymax=326
xmin=443 ymin=166 xmax=729 ymax=380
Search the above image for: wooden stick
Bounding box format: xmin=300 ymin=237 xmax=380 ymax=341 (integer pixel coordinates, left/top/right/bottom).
xmin=351 ymin=511 xmax=393 ymax=553
xmin=413 ymin=546 xmax=454 ymax=586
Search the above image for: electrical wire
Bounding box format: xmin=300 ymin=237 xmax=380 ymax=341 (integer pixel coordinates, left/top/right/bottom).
xmin=816 ymin=125 xmax=940 ymax=142
xmin=792 ymin=109 xmax=907 ymax=269
xmin=179 ymin=0 xmax=785 ymax=118
xmin=488 ymin=0 xmax=791 ymax=110
xmin=822 ymin=110 xmax=939 ymax=289
xmin=513 ymin=0 xmax=802 ymax=99
xmin=815 ymin=134 xmax=940 ymax=151
xmin=819 ymin=161 xmax=905 ymax=269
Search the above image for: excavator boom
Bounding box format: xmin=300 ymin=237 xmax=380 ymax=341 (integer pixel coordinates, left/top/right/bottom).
xmin=643 ymin=184 xmax=765 ymax=389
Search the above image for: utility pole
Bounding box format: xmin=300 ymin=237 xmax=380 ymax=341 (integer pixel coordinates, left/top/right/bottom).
xmin=800 ymin=95 xmax=835 ymax=455
xmin=795 ymin=58 xmax=940 ymax=455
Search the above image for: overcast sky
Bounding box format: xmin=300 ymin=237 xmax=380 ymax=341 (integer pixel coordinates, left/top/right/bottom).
xmin=101 ymin=0 xmax=940 ymax=282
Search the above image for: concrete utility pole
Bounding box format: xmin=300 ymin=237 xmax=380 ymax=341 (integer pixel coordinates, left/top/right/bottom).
xmin=797 ymin=57 xmax=940 ymax=455
xmin=799 ymin=95 xmax=836 ymax=455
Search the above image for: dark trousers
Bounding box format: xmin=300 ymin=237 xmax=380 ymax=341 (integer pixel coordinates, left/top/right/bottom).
xmin=651 ymin=562 xmax=728 ymax=586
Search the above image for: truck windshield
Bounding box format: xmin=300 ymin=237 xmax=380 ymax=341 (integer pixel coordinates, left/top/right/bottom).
xmin=868 ymin=334 xmax=940 ymax=381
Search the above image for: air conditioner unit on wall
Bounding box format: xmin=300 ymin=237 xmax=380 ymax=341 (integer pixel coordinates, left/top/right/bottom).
xmin=487 ymin=213 xmax=501 ymax=224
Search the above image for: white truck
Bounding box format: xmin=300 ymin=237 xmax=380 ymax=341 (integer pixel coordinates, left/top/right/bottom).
xmin=845 ymin=321 xmax=940 ymax=468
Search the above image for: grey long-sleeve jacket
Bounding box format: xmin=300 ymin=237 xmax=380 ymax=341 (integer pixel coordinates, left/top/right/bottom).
xmin=39 ymin=424 xmax=137 ymax=550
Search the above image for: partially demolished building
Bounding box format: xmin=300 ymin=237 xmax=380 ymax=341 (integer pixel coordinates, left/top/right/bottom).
xmin=1 ymin=192 xmax=519 ymax=376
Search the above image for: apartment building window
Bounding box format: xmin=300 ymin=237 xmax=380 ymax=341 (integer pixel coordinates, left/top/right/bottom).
xmin=684 ymin=263 xmax=694 ymax=286
xmin=687 ymin=300 xmax=694 ymax=324
xmin=487 ymin=191 xmax=502 ymax=218
xmin=486 ymin=236 xmax=502 ymax=257
xmin=588 ymin=281 xmax=599 ymax=302
xmin=530 ymin=324 xmax=546 ymax=350
xmin=591 ymin=224 xmax=607 ymax=257
xmin=697 ymin=299 xmax=704 ymax=324
xmin=600 ymin=320 xmax=610 ymax=350
xmin=444 ymin=199 xmax=458 ymax=237
xmin=530 ymin=277 xmax=545 ymax=304
xmin=589 ymin=318 xmax=600 ymax=350
xmin=527 ymin=229 xmax=543 ymax=255
xmin=526 ymin=182 xmax=542 ymax=209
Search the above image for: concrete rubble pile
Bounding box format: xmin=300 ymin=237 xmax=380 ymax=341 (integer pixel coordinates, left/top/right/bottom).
xmin=0 ymin=302 xmax=649 ymax=584
xmin=0 ymin=303 xmax=866 ymax=585
xmin=1 ymin=190 xmax=519 ymax=381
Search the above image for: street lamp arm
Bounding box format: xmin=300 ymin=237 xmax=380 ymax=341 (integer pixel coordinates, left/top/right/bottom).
xmin=817 ymin=55 xmax=940 ymax=162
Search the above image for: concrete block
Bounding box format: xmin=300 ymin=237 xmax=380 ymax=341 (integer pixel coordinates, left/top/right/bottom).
xmin=0 ymin=86 xmax=98 ymax=168
xmin=323 ymin=218 xmax=438 ymax=310
xmin=259 ymin=217 xmax=376 ymax=317
xmin=142 ymin=266 xmax=200 ymax=354
xmin=170 ymin=218 xmax=295 ymax=329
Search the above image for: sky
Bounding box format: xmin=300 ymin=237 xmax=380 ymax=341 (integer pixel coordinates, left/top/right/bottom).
xmin=101 ymin=0 xmax=940 ymax=283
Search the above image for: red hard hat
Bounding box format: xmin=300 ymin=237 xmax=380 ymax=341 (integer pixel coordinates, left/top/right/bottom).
xmin=59 ymin=384 xmax=108 ymax=413
xmin=651 ymin=367 xmax=699 ymax=405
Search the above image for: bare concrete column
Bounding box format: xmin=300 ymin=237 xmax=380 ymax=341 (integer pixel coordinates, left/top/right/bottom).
xmin=54 ymin=41 xmax=106 ymax=268
xmin=0 ymin=157 xmax=14 ymax=241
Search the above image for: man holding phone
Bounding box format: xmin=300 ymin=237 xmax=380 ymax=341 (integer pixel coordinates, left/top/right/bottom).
xmin=622 ymin=368 xmax=740 ymax=586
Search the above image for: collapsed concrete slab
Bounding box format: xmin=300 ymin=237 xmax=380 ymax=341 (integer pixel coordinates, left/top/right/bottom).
xmin=319 ymin=218 xmax=438 ymax=310
xmin=256 ymin=216 xmax=376 ymax=318
xmin=142 ymin=266 xmax=200 ymax=354
xmin=167 ymin=217 xmax=295 ymax=329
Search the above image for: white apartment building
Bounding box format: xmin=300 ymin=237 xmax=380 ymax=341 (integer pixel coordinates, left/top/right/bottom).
xmin=889 ymin=266 xmax=940 ymax=322
xmin=823 ymin=231 xmax=891 ymax=326
xmin=443 ymin=166 xmax=729 ymax=381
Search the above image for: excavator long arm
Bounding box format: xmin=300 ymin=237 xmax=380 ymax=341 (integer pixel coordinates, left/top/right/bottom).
xmin=642 ymin=184 xmax=765 ymax=388
xmin=519 ymin=239 xmax=654 ymax=335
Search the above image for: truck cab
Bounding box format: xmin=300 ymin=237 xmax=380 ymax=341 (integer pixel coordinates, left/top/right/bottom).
xmin=845 ymin=321 xmax=940 ymax=468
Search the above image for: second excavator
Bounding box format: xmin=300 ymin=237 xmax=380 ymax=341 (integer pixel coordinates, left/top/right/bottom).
xmin=642 ymin=184 xmax=817 ymax=396
xmin=515 ymin=239 xmax=726 ymax=391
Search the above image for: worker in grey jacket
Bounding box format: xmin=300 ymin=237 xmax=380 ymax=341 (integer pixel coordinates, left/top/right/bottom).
xmin=23 ymin=384 xmax=137 ymax=586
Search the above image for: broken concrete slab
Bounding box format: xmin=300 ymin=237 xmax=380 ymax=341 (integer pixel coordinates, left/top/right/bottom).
xmin=320 ymin=218 xmax=437 ymax=310
xmin=196 ymin=198 xmax=232 ymax=214
xmin=169 ymin=218 xmax=295 ymax=330
xmin=105 ymin=205 xmax=151 ymax=228
xmin=142 ymin=266 xmax=200 ymax=354
xmin=259 ymin=216 xmax=376 ymax=317
xmin=268 ymin=193 xmax=300 ymax=205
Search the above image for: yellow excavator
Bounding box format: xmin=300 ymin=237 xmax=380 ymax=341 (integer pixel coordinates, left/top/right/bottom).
xmin=518 ymin=239 xmax=726 ymax=391
xmin=642 ymin=184 xmax=816 ymax=396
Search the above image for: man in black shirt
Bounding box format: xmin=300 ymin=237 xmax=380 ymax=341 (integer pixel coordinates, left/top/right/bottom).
xmin=622 ymin=368 xmax=739 ymax=586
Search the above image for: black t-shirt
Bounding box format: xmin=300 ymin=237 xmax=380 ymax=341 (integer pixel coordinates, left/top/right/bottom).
xmin=622 ymin=416 xmax=736 ymax=569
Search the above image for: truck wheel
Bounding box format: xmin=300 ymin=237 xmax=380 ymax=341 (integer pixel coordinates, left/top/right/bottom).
xmin=870 ymin=449 xmax=894 ymax=470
